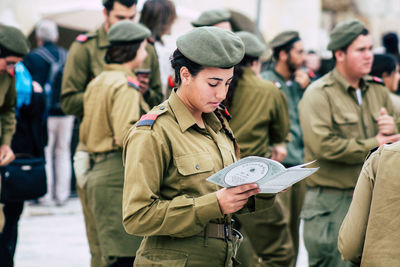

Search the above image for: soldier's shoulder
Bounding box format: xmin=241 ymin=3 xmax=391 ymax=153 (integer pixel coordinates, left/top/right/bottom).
xmin=365 ymin=75 xmax=385 ymax=85
xmin=135 ymin=103 xmax=170 ymax=130
xmin=74 ymin=30 xmax=98 ymax=44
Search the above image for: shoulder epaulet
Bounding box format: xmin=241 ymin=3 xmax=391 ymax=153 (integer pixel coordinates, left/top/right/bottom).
xmin=137 ymin=105 xmax=168 ymax=128
xmin=147 ymin=37 xmax=155 ymax=45
xmin=370 ymin=76 xmax=384 ymax=85
xmin=76 ymin=34 xmax=89 ymax=43
xmin=127 ymin=76 xmax=140 ymax=91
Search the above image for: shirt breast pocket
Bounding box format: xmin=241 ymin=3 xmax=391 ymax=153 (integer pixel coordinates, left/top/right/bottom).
xmin=175 ymin=152 xmax=214 ymax=177
xmin=332 ymin=112 xmax=359 ymax=138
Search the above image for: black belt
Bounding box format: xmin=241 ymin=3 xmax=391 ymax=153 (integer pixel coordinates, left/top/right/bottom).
xmin=89 ymin=150 xmax=121 ymax=163
xmin=196 ymin=223 xmax=232 ymax=241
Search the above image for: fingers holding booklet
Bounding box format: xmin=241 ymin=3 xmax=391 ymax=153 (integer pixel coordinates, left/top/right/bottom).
xmin=207 ymin=156 xmax=318 ymax=194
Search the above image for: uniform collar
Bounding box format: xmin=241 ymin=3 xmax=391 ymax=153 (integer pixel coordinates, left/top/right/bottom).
xmin=332 ymin=67 xmax=369 ymax=92
xmin=168 ymin=89 xmax=222 ymax=133
xmin=242 ymin=67 xmax=257 ymax=78
xmin=98 ymin=25 xmax=110 ymax=48
xmin=104 ymin=64 xmax=136 ymax=77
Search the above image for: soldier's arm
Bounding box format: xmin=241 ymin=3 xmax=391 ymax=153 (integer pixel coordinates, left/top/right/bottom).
xmin=0 ymin=77 xmax=16 ymax=146
xmin=269 ymin=89 xmax=290 ymax=145
xmin=338 ymin=147 xmax=378 ymax=264
xmin=122 ymin=128 xmax=223 ymax=237
xmin=299 ymin=89 xmax=378 ymax=164
xmin=142 ymin=44 xmax=163 ymax=108
xmin=61 ymin=41 xmax=91 ymax=121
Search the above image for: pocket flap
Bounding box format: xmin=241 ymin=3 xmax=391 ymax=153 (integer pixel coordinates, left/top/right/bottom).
xmin=175 ymin=152 xmax=214 ymax=176
xmin=333 ymin=112 xmax=358 ymax=124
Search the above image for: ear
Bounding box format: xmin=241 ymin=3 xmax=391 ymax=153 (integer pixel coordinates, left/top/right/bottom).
xmin=334 ymin=50 xmax=345 ymax=63
xmin=279 ymin=50 xmax=288 ymax=62
xmin=103 ymin=8 xmax=109 ymax=19
xmin=180 ymin=66 xmax=191 ymax=84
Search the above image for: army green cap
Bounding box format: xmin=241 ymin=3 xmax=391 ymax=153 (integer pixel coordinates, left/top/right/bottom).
xmin=177 ymin=26 xmax=244 ymax=67
xmin=107 ymin=21 xmax=151 ymax=43
xmin=236 ymin=31 xmax=266 ymax=57
xmin=0 ymin=24 xmax=29 ymax=56
xmin=327 ymin=19 xmax=366 ymax=51
xmin=191 ymin=9 xmax=231 ymax=27
xmin=269 ymin=31 xmax=300 ymax=49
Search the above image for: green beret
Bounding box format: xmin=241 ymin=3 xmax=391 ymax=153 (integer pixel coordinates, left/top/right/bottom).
xmin=236 ymin=31 xmax=266 ymax=57
xmin=0 ymin=24 xmax=29 ymax=56
xmin=327 ymin=19 xmax=365 ymax=51
xmin=177 ymin=26 xmax=244 ymax=68
xmin=191 ymin=9 xmax=231 ymax=27
xmin=107 ymin=21 xmax=151 ymax=43
xmin=269 ymin=31 xmax=299 ymax=49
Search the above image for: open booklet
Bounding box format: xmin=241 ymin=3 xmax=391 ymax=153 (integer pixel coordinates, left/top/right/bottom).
xmin=206 ymin=156 xmax=318 ymax=193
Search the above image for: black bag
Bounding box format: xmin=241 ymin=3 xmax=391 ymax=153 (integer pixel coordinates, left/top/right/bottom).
xmin=0 ymin=158 xmax=47 ymax=202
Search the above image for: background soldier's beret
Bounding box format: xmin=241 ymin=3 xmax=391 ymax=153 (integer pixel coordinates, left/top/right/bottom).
xmin=191 ymin=9 xmax=231 ymax=27
xmin=107 ymin=21 xmax=151 ymax=43
xmin=177 ymin=26 xmax=244 ymax=67
xmin=269 ymin=31 xmax=300 ymax=49
xmin=327 ymin=19 xmax=365 ymax=51
xmin=0 ymin=24 xmax=29 ymax=56
xmin=236 ymin=31 xmax=266 ymax=57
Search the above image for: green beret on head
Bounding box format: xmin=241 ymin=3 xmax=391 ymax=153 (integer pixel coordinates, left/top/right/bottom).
xmin=327 ymin=19 xmax=365 ymax=51
xmin=177 ymin=26 xmax=244 ymax=68
xmin=107 ymin=21 xmax=151 ymax=43
xmin=191 ymin=9 xmax=231 ymax=27
xmin=269 ymin=31 xmax=300 ymax=49
xmin=236 ymin=31 xmax=266 ymax=57
xmin=0 ymin=24 xmax=29 ymax=56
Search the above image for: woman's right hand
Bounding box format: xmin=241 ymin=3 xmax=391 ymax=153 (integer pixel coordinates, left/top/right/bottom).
xmin=216 ymin=183 xmax=260 ymax=214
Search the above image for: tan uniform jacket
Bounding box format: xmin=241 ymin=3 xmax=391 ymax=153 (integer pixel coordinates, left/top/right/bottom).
xmin=0 ymin=73 xmax=16 ymax=146
xmin=299 ymin=68 xmax=399 ymax=189
xmin=61 ymin=26 xmax=162 ymax=122
xmin=122 ymin=90 xmax=275 ymax=238
xmin=229 ymin=67 xmax=289 ymax=158
xmin=80 ymin=64 xmax=149 ymax=153
xmin=338 ymin=142 xmax=400 ymax=266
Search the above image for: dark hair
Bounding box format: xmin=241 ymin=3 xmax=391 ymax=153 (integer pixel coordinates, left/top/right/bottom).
xmin=382 ymin=32 xmax=399 ymax=56
xmin=104 ymin=0 xmax=137 ymax=12
xmin=370 ymin=54 xmax=397 ymax=78
xmin=0 ymin=45 xmax=24 ymax=58
xmin=170 ymin=49 xmax=205 ymax=85
xmin=105 ymin=41 xmax=142 ymax=64
xmin=333 ymin=28 xmax=369 ymax=61
xmin=225 ymin=55 xmax=258 ymax=109
xmin=272 ymin=37 xmax=300 ymax=61
xmin=139 ymin=0 xmax=176 ymax=44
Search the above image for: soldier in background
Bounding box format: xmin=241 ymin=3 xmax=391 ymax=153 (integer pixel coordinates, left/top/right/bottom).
xmin=60 ymin=0 xmax=161 ymax=266
xmin=261 ymin=30 xmax=308 ymax=267
xmin=299 ymin=19 xmax=400 ymax=267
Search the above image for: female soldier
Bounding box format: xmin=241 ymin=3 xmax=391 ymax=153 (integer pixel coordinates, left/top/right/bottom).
xmin=122 ymin=27 xmax=277 ymax=266
xmin=79 ymin=21 xmax=150 ymax=266
xmin=225 ymin=31 xmax=292 ymax=266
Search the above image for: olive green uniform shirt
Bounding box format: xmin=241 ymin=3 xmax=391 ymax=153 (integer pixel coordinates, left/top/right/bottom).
xmin=229 ymin=67 xmax=290 ymax=157
xmin=122 ymin=90 xmax=275 ymax=238
xmin=262 ymin=69 xmax=304 ymax=166
xmin=0 ymin=73 xmax=16 ymax=146
xmin=338 ymin=142 xmax=400 ymax=266
xmin=61 ymin=25 xmax=162 ymax=122
xmin=299 ymin=68 xmax=399 ymax=189
xmin=80 ymin=64 xmax=149 ymax=153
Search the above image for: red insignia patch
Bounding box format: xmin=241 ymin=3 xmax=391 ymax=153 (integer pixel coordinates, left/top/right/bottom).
xmin=76 ymin=34 xmax=88 ymax=43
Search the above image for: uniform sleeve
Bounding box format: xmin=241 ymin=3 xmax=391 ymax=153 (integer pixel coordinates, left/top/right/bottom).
xmin=299 ymin=88 xmax=378 ymax=164
xmin=142 ymin=44 xmax=163 ymax=108
xmin=0 ymin=77 xmax=16 ymax=146
xmin=111 ymin=88 xmax=142 ymax=146
xmin=338 ymin=150 xmax=377 ymax=264
xmin=60 ymin=41 xmax=91 ymax=121
xmin=122 ymin=129 xmax=223 ymax=237
xmin=269 ymin=89 xmax=290 ymax=145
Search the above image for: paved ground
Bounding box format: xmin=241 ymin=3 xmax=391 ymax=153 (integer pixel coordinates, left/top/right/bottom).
xmin=14 ymin=197 xmax=308 ymax=267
